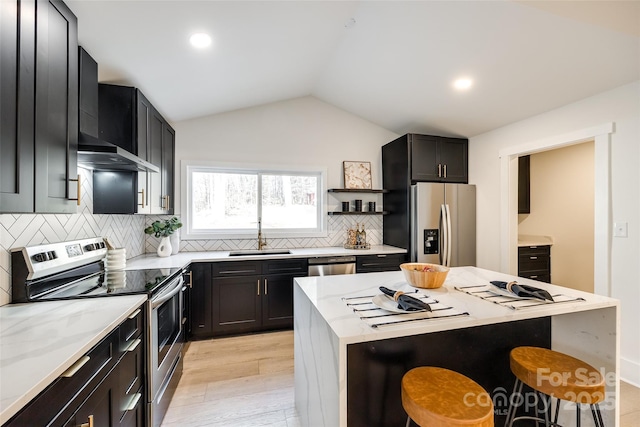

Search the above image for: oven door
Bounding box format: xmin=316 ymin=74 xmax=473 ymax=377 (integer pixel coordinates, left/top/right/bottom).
xmin=148 ymin=274 xmax=184 ymax=426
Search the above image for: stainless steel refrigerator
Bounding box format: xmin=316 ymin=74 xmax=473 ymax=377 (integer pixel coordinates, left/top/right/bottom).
xmin=410 ymin=183 xmax=476 ymax=266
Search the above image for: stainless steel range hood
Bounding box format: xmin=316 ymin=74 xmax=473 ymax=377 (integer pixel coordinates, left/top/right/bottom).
xmin=78 ymin=132 xmax=159 ymax=173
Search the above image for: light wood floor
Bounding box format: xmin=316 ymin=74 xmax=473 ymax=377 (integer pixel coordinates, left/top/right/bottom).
xmin=163 ymin=331 xmax=640 ymax=427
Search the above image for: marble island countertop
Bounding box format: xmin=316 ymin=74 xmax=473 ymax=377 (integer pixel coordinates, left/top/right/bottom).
xmin=294 ymin=266 xmax=616 ymax=345
xmin=125 ymin=244 xmax=406 ymax=270
xmin=0 ymin=295 xmax=147 ymax=424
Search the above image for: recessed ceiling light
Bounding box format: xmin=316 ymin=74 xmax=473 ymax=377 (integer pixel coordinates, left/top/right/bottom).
xmin=189 ymin=33 xmax=212 ymax=49
xmin=453 ymin=78 xmax=473 ymax=90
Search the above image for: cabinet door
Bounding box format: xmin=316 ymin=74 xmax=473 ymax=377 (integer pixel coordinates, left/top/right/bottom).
xmin=356 ymin=254 xmax=406 ymax=273
xmin=0 ymin=0 xmax=35 ymax=212
xmin=213 ymin=275 xmax=262 ymax=335
xmin=518 ymin=155 xmax=530 ymax=214
xmin=162 ymin=123 xmax=175 ymax=214
xmin=64 ymin=374 xmax=116 ymax=427
xmin=34 ymin=0 xmax=78 ymax=213
xmin=410 ymin=134 xmax=440 ymax=182
xmin=189 ymin=263 xmax=213 ymax=338
xmin=438 ymin=137 xmax=468 ymax=183
xmin=148 ymin=108 xmax=164 ymax=214
xmin=262 ymin=274 xmax=299 ymax=329
xmin=135 ymin=91 xmax=152 ymax=213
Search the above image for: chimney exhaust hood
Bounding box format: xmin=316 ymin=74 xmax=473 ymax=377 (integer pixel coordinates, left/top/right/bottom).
xmin=78 ymin=132 xmax=159 ymax=173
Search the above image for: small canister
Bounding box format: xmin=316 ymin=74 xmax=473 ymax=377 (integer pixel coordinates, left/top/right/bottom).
xmin=368 ymin=201 xmax=376 ymax=212
xmin=341 ymin=201 xmax=350 ymax=212
xmin=354 ymin=199 xmax=362 ymax=212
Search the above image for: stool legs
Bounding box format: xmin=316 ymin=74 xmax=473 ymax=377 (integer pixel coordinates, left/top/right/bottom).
xmin=505 ymin=377 xmax=605 ymax=427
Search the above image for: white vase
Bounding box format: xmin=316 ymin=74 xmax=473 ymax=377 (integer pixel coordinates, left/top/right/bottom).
xmin=170 ymin=229 xmax=180 ymax=255
xmin=157 ymin=236 xmax=172 ymax=257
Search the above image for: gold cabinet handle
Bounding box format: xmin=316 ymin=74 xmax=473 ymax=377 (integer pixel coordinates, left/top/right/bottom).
xmin=126 ymin=338 xmax=141 ymax=352
xmin=69 ymin=175 xmax=81 ymax=206
xmin=257 ymin=279 xmax=260 ymax=296
xmin=138 ymin=188 xmax=145 ymax=208
xmin=128 ymin=309 xmax=141 ymax=319
xmin=186 ymin=271 xmax=193 ymax=288
xmin=61 ymin=355 xmax=90 ymax=378
xmin=264 ymin=278 xmax=268 ymax=295
xmin=125 ymin=393 xmax=142 ymax=412
xmin=438 ymin=164 xmax=442 ymax=177
xmin=443 ymin=164 xmax=447 ymax=178
xmin=166 ymin=195 xmax=170 ymax=210
xmin=80 ymin=414 xmax=94 ymax=427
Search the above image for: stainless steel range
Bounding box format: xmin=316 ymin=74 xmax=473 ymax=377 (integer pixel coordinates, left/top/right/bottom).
xmin=11 ymin=237 xmax=186 ymax=427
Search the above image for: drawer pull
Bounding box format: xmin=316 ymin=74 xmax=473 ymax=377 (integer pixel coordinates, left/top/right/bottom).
xmin=128 ymin=309 xmax=141 ymax=319
xmin=530 ymin=275 xmax=538 ymax=279
xmin=61 ymin=355 xmax=90 ymax=378
xmin=125 ymin=393 xmax=142 ymax=412
xmin=126 ymin=338 xmax=141 ymax=352
xmin=529 ymin=256 xmax=538 ymax=260
xmin=376 ymin=254 xmax=387 ymax=258
xmin=265 ymin=279 xmax=268 ymax=295
xmin=79 ymin=414 xmax=94 ymax=427
xmin=257 ymin=279 xmax=260 ymax=296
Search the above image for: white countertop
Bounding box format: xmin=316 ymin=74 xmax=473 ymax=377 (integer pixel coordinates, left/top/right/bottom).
xmin=124 ymin=245 xmax=406 ymax=270
xmin=518 ymin=234 xmax=554 ymax=247
xmin=294 ymin=266 xmax=617 ymax=345
xmin=0 ymin=295 xmax=147 ymax=424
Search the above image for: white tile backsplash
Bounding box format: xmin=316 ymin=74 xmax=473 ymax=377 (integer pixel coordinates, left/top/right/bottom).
xmin=1 ymin=168 xmax=383 ymax=306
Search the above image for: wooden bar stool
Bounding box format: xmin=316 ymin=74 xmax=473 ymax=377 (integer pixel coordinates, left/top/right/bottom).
xmin=505 ymin=346 xmax=606 ymax=427
xmin=401 ymin=367 xmax=494 ymax=427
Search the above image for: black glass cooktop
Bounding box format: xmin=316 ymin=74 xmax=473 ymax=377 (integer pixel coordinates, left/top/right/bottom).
xmin=33 ymin=268 xmax=182 ymax=301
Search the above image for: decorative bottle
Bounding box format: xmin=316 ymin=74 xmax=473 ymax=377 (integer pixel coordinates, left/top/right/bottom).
xmin=360 ymin=223 xmax=367 ymax=246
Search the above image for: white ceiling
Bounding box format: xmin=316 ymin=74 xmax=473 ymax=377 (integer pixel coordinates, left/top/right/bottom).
xmin=66 ymin=0 xmax=640 ymax=138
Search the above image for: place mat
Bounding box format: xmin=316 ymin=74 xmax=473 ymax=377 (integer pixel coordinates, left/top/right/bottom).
xmin=343 ymin=291 xmax=469 ymax=328
xmin=455 ymin=284 xmax=586 ymax=310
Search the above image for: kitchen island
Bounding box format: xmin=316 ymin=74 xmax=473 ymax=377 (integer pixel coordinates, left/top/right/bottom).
xmin=293 ymin=267 xmax=618 ymax=427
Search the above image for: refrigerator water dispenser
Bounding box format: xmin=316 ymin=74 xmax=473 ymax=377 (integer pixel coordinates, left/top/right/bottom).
xmin=424 ymin=229 xmax=439 ymax=254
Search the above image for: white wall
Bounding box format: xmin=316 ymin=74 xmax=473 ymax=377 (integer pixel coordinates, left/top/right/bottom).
xmin=469 ymin=81 xmax=640 ymax=385
xmin=171 ymin=96 xmax=399 ymax=250
xmin=519 ymin=142 xmax=594 ymax=293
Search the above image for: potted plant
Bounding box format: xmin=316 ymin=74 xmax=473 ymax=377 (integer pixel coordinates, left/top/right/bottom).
xmin=144 ymin=217 xmax=183 ymax=257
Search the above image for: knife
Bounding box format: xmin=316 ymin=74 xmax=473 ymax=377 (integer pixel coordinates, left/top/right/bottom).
xmin=379 ymin=286 xmax=432 ymax=312
xmin=490 ymin=281 xmax=554 ymax=302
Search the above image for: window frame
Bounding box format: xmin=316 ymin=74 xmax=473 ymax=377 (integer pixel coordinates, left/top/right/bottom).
xmin=182 ymin=161 xmax=327 ymax=240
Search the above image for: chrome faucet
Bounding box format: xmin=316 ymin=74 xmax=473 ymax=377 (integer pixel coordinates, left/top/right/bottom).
xmin=257 ymin=217 xmax=267 ymax=250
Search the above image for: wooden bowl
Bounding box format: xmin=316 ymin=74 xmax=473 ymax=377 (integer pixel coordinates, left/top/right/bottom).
xmin=400 ymin=263 xmax=450 ymax=289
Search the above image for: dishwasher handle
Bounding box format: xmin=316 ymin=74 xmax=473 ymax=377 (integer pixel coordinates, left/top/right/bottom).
xmin=308 ymin=256 xmax=357 ymax=265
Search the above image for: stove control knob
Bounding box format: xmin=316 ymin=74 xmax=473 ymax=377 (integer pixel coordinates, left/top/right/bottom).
xmin=32 ymin=251 xmax=57 ymax=262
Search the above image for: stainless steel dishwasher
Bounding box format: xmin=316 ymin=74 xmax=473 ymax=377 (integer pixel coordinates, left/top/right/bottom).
xmin=308 ymin=255 xmax=357 ymax=276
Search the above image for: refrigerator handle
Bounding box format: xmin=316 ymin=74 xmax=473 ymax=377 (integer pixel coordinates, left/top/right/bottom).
xmin=411 ymin=186 xmax=418 ymax=262
xmin=445 ymin=204 xmax=452 ymax=267
xmin=440 ymin=204 xmax=447 ymax=266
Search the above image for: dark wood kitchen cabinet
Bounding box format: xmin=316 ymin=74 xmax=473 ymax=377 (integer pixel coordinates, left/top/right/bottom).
xmin=189 ymin=259 xmax=306 ymax=339
xmin=5 ymin=305 xmax=146 ymax=427
xmin=356 ymin=253 xmax=407 ymax=273
xmin=96 ymin=85 xmax=174 ymax=214
xmin=1 ymin=0 xmax=79 ymax=214
xmin=518 ymin=155 xmax=531 ymax=214
xmin=518 ymin=245 xmax=551 ymax=283
xmin=410 ymin=134 xmax=468 ymax=183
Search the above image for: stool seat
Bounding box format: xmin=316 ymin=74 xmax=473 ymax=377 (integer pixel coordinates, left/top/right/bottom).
xmin=401 ymin=367 xmax=494 ymax=427
xmin=510 ymin=346 xmax=605 ymax=405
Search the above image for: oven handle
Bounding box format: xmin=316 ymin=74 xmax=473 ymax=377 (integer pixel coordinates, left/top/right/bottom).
xmin=151 ymin=277 xmax=184 ymax=309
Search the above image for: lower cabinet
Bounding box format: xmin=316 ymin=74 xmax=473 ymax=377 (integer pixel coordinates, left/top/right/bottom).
xmin=518 ymin=245 xmax=551 ymax=283
xmin=189 ymin=259 xmax=307 ymax=339
xmin=5 ymin=305 xmax=146 ymax=427
xmin=356 ymin=253 xmax=407 ymax=273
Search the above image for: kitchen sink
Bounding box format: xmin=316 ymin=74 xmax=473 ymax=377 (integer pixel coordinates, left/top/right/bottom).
xmin=228 ymin=249 xmax=292 ymax=256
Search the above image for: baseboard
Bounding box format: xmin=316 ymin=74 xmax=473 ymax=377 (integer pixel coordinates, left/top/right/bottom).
xmin=620 ymin=356 xmax=640 ymax=387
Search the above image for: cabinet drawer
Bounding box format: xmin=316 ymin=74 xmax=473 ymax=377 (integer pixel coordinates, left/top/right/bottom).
xmin=212 ymin=261 xmax=262 ymax=276
xmin=117 ymin=336 xmax=144 ymax=423
xmin=518 ymin=245 xmax=550 ymax=257
xmin=518 ymin=255 xmax=550 ymax=273
xmin=356 ymin=254 xmax=407 ymax=273
xmin=263 ymin=258 xmax=307 ymax=275
xmin=5 ymin=330 xmax=118 ymax=426
xmin=520 ymin=273 xmax=551 ymax=283
xmin=119 ymin=307 xmax=143 ymax=352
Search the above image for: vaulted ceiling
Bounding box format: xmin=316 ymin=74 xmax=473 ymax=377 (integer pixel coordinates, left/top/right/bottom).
xmin=66 ymin=0 xmax=640 ymax=138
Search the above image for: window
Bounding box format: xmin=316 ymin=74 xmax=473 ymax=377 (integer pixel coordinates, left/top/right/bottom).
xmin=185 ymin=164 xmax=326 ymax=239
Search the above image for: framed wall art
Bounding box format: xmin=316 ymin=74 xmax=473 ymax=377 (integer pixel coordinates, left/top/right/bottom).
xmin=343 ymin=161 xmax=372 ymax=189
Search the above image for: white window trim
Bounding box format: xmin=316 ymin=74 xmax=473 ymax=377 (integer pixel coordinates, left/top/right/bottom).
xmin=181 ymin=160 xmax=328 ymax=240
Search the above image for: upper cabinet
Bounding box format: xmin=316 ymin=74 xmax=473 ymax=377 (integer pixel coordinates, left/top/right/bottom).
xmin=96 ymin=85 xmax=175 ymax=214
xmin=1 ymin=0 xmax=79 ymax=214
xmin=410 ymin=134 xmax=468 ymax=183
xmin=518 ymin=155 xmax=530 ymax=214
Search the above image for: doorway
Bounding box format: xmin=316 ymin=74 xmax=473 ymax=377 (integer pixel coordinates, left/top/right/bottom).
xmin=499 ymin=122 xmax=613 ymax=298
xmin=518 ymin=141 xmax=595 ymax=293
